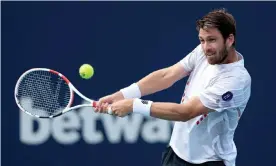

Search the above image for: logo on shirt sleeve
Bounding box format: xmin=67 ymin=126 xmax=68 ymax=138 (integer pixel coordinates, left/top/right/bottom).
xmin=222 ymin=91 xmax=233 ymax=101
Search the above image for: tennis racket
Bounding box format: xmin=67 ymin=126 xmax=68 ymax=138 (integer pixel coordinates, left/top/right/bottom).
xmin=14 ymin=68 xmax=113 ymax=118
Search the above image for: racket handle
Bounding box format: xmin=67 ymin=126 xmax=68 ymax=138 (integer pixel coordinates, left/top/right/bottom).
xmin=92 ymin=101 xmax=112 ymax=115
xmin=107 ymin=106 xmax=113 ymax=115
xmin=92 ymin=101 xmax=98 ymax=108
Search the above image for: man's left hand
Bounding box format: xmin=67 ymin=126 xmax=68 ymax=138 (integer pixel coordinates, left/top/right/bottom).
xmin=108 ymin=99 xmax=134 ymax=117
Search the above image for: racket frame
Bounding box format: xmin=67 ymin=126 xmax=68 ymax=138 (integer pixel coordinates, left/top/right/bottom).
xmin=14 ymin=68 xmax=98 ymax=118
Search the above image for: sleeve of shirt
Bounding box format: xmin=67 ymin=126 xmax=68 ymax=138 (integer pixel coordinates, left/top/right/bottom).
xmin=179 ymin=44 xmax=203 ymax=73
xmin=199 ymin=76 xmax=248 ymax=112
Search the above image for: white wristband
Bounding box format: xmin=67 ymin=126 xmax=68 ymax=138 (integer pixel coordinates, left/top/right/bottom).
xmin=133 ymin=98 xmax=153 ymax=117
xmin=120 ymin=83 xmax=142 ymax=99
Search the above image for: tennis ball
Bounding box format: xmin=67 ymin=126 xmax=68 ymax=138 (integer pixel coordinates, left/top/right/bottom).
xmin=79 ymin=64 xmax=94 ymax=79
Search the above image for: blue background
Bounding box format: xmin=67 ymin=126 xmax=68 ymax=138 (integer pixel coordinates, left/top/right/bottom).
xmin=2 ymin=2 xmax=276 ymax=166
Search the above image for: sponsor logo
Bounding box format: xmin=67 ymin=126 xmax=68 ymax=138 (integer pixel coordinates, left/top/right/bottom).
xmin=222 ymin=91 xmax=233 ymax=101
xmin=141 ymin=100 xmax=148 ymax=104
xmin=19 ymin=101 xmax=174 ymax=145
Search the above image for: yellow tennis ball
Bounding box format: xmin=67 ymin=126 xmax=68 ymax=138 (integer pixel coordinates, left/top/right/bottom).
xmin=79 ymin=64 xmax=94 ymax=79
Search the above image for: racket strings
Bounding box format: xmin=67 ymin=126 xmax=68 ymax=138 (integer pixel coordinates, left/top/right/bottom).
xmin=17 ymin=70 xmax=71 ymax=117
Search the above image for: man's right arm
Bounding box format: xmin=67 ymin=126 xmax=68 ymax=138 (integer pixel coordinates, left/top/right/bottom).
xmin=136 ymin=44 xmax=202 ymax=97
xmin=96 ymin=45 xmax=202 ymax=109
xmin=130 ymin=44 xmax=202 ymax=98
xmin=137 ymin=63 xmax=189 ymax=96
xmin=97 ymin=63 xmax=189 ymax=107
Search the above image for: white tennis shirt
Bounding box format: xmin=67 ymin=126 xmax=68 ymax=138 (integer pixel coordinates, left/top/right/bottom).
xmin=169 ymin=45 xmax=251 ymax=166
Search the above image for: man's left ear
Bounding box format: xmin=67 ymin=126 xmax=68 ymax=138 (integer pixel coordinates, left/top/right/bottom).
xmin=226 ymin=34 xmax=235 ymax=47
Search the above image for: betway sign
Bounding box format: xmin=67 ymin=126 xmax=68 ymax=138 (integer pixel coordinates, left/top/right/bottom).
xmin=19 ymin=105 xmax=174 ymax=145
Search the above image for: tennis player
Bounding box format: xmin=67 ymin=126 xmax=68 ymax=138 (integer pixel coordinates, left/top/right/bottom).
xmin=95 ymin=8 xmax=251 ymax=166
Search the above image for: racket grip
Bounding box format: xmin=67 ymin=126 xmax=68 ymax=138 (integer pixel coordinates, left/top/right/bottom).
xmin=107 ymin=106 xmax=113 ymax=115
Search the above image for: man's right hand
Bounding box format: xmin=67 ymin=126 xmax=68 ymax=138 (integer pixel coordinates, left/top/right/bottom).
xmin=95 ymin=91 xmax=125 ymax=113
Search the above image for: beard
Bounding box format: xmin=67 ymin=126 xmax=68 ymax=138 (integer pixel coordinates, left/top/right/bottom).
xmin=205 ymin=45 xmax=229 ymax=65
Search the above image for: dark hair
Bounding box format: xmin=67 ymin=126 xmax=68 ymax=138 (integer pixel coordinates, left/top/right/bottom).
xmin=196 ymin=8 xmax=236 ymax=46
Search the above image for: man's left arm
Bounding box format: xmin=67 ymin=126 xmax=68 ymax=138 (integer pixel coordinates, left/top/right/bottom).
xmin=149 ymin=97 xmax=210 ymax=121
xmin=108 ymin=97 xmax=212 ymax=121
xmin=108 ymin=75 xmax=248 ymax=119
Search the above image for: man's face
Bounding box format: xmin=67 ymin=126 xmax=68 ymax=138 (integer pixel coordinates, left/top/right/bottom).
xmin=199 ymin=27 xmax=229 ymax=65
